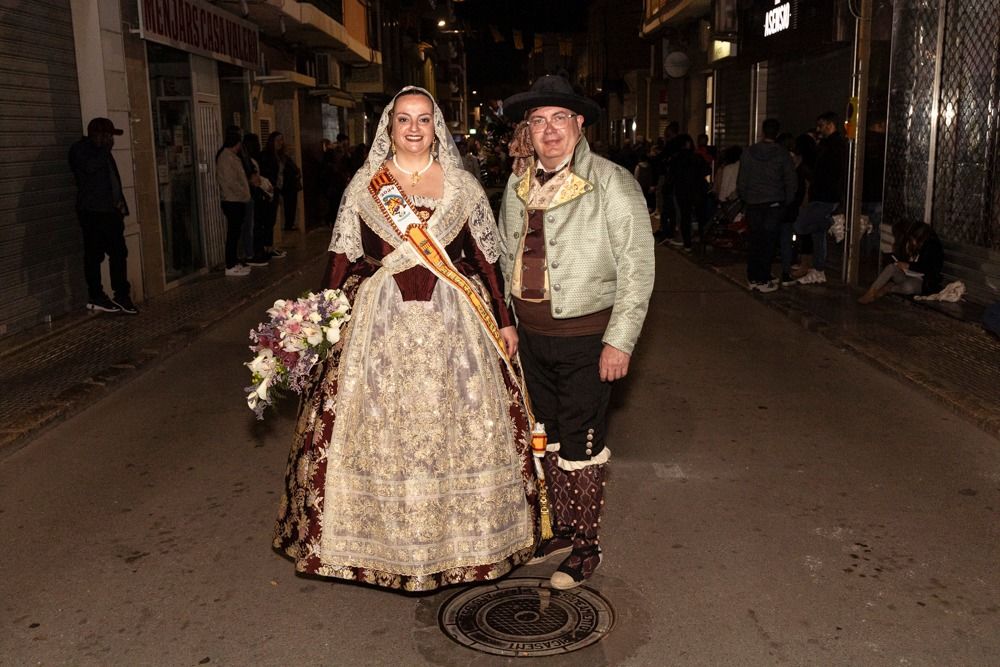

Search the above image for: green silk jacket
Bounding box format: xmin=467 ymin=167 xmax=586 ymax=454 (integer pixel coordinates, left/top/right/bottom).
xmin=497 ymin=138 xmax=655 ymax=355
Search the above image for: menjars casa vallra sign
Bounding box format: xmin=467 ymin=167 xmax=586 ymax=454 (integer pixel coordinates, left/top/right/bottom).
xmin=139 ymin=0 xmax=259 ymax=70
xmin=764 ymin=1 xmax=792 ymax=37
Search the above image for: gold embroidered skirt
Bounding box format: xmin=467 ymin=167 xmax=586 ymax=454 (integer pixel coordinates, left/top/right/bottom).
xmin=274 ymin=269 xmax=536 ymax=591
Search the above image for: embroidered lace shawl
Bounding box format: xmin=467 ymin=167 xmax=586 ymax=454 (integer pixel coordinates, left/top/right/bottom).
xmin=329 ymin=86 xmax=500 ymax=264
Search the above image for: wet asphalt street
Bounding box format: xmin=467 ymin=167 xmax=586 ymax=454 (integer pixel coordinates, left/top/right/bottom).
xmin=2 ymin=247 xmax=999 ymax=666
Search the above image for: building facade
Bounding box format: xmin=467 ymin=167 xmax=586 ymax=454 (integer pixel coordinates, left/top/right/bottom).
xmin=640 ymin=0 xmax=713 ymax=142
xmin=885 ymin=0 xmax=1000 ymax=302
xmin=585 ymin=0 xmax=654 ymax=150
xmin=0 ymin=0 xmax=380 ymax=337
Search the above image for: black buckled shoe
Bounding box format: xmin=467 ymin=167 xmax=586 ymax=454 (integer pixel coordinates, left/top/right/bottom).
xmin=550 ymin=545 xmax=603 ymax=590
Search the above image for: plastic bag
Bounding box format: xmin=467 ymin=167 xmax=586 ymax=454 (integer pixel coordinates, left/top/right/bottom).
xmin=914 ymin=281 xmax=965 ymax=303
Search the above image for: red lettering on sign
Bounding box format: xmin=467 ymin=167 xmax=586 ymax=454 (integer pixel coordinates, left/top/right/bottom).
xmin=140 ymin=0 xmax=257 ymax=67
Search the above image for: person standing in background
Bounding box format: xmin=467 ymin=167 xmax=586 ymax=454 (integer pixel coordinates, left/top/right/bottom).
xmin=260 ymin=132 xmax=295 ymax=253
xmin=737 ymin=118 xmax=797 ymax=292
xmin=459 ymin=139 xmax=482 ymax=182
xmin=794 ymin=112 xmax=848 ymax=285
xmin=216 ymin=126 xmax=252 ymax=277
xmin=68 ymin=117 xmax=138 ymax=314
xmin=243 ymin=133 xmax=274 ymax=266
xmin=238 ymin=132 xmax=260 ymax=266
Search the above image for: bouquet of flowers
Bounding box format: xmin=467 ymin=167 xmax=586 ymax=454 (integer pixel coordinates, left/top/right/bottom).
xmin=245 ymin=289 xmax=351 ymax=419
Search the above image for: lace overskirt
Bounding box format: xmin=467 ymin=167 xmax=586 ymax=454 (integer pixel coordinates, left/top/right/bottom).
xmin=274 ymin=271 xmax=536 ymax=591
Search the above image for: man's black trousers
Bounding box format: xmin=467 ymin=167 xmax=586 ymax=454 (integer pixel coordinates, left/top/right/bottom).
xmin=78 ymin=209 xmax=130 ymax=300
xmin=517 ymin=328 xmax=611 ymax=463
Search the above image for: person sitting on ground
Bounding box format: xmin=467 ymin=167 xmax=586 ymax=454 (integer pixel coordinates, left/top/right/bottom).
xmin=858 ymin=221 xmax=943 ymax=304
xmin=714 ymin=145 xmax=742 ymax=203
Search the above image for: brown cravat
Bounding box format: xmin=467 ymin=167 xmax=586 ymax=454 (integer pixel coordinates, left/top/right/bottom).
xmin=535 ymin=168 xmax=558 ymax=185
xmin=520 ymin=208 xmax=547 ymax=299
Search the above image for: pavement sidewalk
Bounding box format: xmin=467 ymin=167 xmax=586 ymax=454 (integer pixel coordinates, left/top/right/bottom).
xmin=670 ymin=243 xmax=1000 ymax=440
xmin=0 ymin=229 xmax=332 ymax=456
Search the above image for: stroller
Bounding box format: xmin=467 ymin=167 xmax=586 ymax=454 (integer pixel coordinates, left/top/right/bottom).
xmin=702 ymin=196 xmax=748 ymax=250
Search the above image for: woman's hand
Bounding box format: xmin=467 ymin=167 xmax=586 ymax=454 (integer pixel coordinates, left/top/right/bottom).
xmin=895 ymin=260 xmax=909 ymax=272
xmin=500 ymin=326 xmax=518 ymax=358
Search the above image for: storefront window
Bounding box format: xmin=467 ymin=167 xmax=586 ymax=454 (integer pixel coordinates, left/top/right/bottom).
xmin=148 ymin=43 xmax=204 ymax=283
xmin=322 ymin=102 xmax=344 ymax=141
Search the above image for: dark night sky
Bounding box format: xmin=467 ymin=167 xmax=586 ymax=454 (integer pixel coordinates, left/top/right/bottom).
xmin=454 ymin=0 xmax=590 ymax=100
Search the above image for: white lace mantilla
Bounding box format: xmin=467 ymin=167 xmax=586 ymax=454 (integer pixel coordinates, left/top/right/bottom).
xmin=330 ymin=86 xmax=500 ymax=264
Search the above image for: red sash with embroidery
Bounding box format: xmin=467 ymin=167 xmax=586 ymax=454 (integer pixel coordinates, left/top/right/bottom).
xmin=366 ymin=167 xmax=517 ymax=377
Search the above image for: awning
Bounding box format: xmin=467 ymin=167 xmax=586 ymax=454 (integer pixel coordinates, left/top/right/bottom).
xmin=640 ymin=0 xmax=712 ymax=37
xmin=255 ymin=69 xmax=316 ymax=88
xmin=310 ymin=87 xmax=358 ymax=108
xmin=243 ymin=0 xmax=381 ymax=65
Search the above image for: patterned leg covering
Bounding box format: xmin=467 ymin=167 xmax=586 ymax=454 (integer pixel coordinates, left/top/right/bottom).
xmin=528 ymin=451 xmax=574 ymax=564
xmin=550 ymin=463 xmax=606 ymax=590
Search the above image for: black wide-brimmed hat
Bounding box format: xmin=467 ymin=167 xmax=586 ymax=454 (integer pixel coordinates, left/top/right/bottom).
xmin=504 ymin=75 xmax=601 ymax=127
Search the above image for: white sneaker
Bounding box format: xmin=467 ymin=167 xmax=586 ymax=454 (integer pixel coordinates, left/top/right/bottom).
xmin=797 ymin=269 xmax=827 ymax=285
xmin=225 ymin=265 xmax=251 ymax=276
xmin=748 ymin=280 xmax=778 ymax=293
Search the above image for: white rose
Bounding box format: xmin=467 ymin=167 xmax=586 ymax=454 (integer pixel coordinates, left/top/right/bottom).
xmin=248 ymin=349 xmax=276 ymax=376
xmin=303 ymin=323 xmax=324 ymax=347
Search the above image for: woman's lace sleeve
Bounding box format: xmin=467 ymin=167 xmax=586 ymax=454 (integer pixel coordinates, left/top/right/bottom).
xmin=466 ymin=189 xmax=500 ymax=264
xmin=329 ymin=204 xmax=363 ymax=261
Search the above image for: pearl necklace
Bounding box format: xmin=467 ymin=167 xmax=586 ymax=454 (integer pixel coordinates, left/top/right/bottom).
xmin=392 ymin=154 xmax=434 ymax=186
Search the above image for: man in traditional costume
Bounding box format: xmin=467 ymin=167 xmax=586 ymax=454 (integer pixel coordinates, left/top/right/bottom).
xmin=498 ymin=75 xmax=655 ymax=589
xmin=274 ymin=87 xmax=538 ymax=592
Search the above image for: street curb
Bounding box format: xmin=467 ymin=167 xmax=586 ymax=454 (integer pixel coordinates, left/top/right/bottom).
xmin=0 ymin=248 xmax=329 ymax=458
xmin=666 ymin=247 xmax=1000 ymax=442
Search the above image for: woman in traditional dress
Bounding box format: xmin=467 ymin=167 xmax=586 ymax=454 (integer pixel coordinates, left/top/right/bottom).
xmin=273 ymin=87 xmax=538 ymax=592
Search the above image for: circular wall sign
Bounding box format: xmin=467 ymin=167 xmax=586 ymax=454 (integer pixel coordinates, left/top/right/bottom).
xmin=664 ymin=51 xmax=691 ymax=78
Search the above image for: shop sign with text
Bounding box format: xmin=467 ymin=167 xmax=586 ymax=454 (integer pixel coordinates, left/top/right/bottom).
xmin=764 ymin=1 xmax=792 ymax=37
xmin=139 ymin=0 xmax=259 ymax=69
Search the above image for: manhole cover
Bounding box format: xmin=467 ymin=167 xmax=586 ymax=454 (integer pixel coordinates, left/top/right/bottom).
xmin=438 ymin=577 xmax=614 ymax=657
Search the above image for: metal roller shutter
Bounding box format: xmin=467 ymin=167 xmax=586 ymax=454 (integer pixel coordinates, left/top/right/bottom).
xmin=765 ymin=48 xmax=853 ymax=140
xmin=0 ymin=0 xmax=83 ymax=336
xmin=714 ymin=67 xmax=751 ymax=150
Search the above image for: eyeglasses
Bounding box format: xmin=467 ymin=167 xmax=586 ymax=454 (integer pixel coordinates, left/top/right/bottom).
xmin=527 ymin=113 xmax=579 ymax=130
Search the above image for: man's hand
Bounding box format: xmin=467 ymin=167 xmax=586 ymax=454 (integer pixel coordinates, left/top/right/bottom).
xmin=500 ymin=326 xmax=519 ymax=358
xmin=599 ymin=344 xmax=630 ymax=382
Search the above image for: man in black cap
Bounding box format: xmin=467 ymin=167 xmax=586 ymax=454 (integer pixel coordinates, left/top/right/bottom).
xmin=498 ymin=75 xmax=654 ymax=589
xmin=68 ymin=117 xmax=137 ymax=314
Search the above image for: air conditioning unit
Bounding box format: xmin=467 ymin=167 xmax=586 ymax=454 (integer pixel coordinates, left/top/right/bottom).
xmin=316 ymin=53 xmax=342 ymax=88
